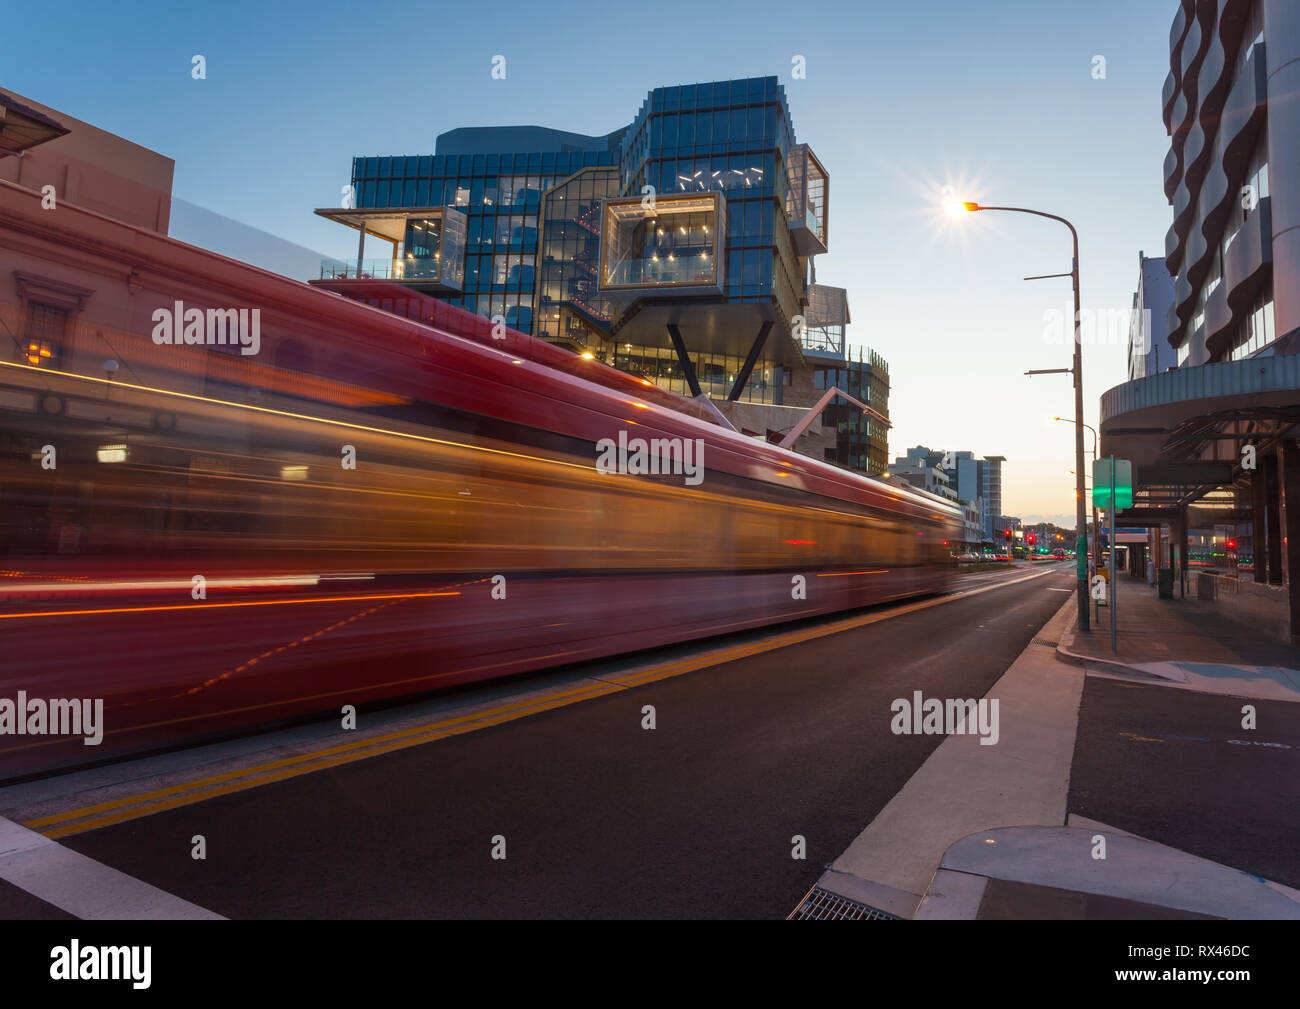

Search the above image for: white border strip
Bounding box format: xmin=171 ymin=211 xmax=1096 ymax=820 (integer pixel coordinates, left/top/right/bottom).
xmin=0 ymin=816 xmax=223 ymax=920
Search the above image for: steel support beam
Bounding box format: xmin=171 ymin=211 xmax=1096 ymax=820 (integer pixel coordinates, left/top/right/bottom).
xmin=666 ymin=324 xmax=702 ymax=398
xmin=692 ymin=394 xmax=738 ymax=432
xmin=1176 ymin=508 xmax=1189 ymax=599
xmin=1281 ymin=440 xmax=1300 ymax=645
xmin=727 ymin=321 xmax=772 ymax=401
xmin=1252 ymin=464 xmax=1269 ymax=584
xmin=1137 ymin=462 xmax=1235 ymax=483
xmin=778 ymin=385 xmax=890 ymax=451
xmin=1266 ymin=452 xmax=1284 ymax=585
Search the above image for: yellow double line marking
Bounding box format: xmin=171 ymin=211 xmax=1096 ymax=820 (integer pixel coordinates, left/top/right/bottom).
xmin=23 ymin=569 xmax=1061 ymax=838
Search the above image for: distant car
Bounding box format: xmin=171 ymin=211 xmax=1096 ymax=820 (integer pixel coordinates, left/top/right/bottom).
xmin=955 ymin=552 xmax=978 ymax=562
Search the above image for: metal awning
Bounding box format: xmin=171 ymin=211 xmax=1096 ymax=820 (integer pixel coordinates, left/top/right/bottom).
xmin=314 ymin=206 xmax=449 ymax=242
xmin=1100 ymin=354 xmax=1300 ymax=521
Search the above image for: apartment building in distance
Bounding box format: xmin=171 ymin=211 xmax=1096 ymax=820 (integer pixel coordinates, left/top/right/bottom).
xmin=1128 ymin=251 xmax=1176 ymax=379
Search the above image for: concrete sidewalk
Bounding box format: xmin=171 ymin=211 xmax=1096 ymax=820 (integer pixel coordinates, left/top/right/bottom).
xmin=916 ymin=823 xmax=1300 ymax=920
xmin=793 ymin=589 xmax=1300 ymax=920
xmin=798 ymin=597 xmax=1086 ymax=919
xmin=1059 ymin=571 xmax=1300 ymax=702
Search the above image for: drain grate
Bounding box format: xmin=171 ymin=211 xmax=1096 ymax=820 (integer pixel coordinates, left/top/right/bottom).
xmin=1033 ymin=638 xmax=1059 ymax=648
xmin=787 ymin=885 xmax=900 ymax=920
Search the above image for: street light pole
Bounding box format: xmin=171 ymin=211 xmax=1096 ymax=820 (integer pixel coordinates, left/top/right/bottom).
xmin=964 ymin=203 xmax=1089 ymax=631
xmin=1058 ymin=417 xmax=1100 ymax=625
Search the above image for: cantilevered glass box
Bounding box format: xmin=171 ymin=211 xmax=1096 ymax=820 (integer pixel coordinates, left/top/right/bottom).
xmin=313 ymin=205 xmax=466 ymax=291
xmin=803 ymin=283 xmax=849 ymax=355
xmin=598 ymin=192 xmax=725 ymax=299
xmin=396 ymin=207 xmax=465 ymax=287
xmin=785 ymin=144 xmax=828 ymax=256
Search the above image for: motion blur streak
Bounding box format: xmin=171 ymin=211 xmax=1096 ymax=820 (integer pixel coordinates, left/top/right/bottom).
xmin=1 ymin=270 xmax=959 ymax=780
xmin=0 ymin=575 xmax=325 ymax=595
xmin=0 ymin=592 xmax=461 ymax=620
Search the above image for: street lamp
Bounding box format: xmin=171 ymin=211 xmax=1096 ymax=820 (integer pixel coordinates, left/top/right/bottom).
xmin=958 ymin=201 xmax=1089 ymax=631
xmin=1055 ymin=416 xmax=1097 ymax=453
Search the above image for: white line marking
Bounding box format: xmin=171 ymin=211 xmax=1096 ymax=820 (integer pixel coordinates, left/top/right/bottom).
xmin=0 ymin=816 xmax=224 ymax=919
xmin=1046 ymin=588 xmax=1073 ymax=592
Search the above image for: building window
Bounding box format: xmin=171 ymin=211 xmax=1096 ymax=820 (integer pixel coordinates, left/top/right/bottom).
xmin=1233 ymin=3 xmax=1265 ymax=80
xmin=1227 ymin=292 xmax=1276 ymax=360
xmin=14 ymin=273 xmax=91 ymax=368
xmin=22 ymin=302 xmax=70 ymax=368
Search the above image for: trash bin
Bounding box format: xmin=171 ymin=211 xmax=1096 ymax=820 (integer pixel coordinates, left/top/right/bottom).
xmin=1157 ymin=567 xmax=1174 ymax=599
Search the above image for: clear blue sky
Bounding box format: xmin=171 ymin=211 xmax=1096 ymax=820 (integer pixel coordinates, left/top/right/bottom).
xmin=6 ymin=0 xmax=1177 ymax=524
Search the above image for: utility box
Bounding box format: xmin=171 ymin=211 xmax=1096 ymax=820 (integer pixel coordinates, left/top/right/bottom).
xmin=1157 ymin=567 xmax=1174 ymax=599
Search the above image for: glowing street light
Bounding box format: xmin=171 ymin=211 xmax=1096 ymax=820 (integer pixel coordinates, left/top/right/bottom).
xmin=951 ymin=199 xmax=1090 ymax=631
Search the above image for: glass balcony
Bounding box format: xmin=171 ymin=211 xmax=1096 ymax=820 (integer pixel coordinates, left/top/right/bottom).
xmin=312 ymin=206 xmax=465 ymax=290
xmin=320 ymin=257 xmax=445 ymax=281
xmin=598 ymin=192 xmax=725 ymax=298
xmin=802 ymin=283 xmax=848 ymax=355
xmin=785 ymin=144 xmax=828 ymax=256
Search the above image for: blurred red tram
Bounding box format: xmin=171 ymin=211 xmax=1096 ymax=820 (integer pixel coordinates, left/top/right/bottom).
xmin=0 ymin=273 xmax=959 ymax=778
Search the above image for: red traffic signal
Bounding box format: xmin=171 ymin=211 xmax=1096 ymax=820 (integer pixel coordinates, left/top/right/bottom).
xmin=1026 ymin=533 xmax=1036 ymax=545
xmin=1227 ymin=539 xmax=1237 ymax=550
xmin=1004 ymin=530 xmax=1012 ymax=539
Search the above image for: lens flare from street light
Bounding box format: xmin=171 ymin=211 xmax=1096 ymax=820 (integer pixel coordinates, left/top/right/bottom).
xmin=893 ymin=169 xmax=991 ymax=247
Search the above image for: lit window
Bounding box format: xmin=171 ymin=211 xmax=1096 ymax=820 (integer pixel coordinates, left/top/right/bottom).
xmin=22 ymin=302 xmax=68 ymax=369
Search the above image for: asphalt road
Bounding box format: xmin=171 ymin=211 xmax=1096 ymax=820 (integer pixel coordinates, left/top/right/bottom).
xmin=43 ymin=566 xmax=1074 ymax=918
xmin=1069 ymin=677 xmax=1300 ymax=889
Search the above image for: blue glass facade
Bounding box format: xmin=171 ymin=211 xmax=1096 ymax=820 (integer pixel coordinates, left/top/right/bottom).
xmin=616 ymin=77 xmax=800 ymax=318
xmin=325 ymin=76 xmax=887 ymax=466
xmin=536 ymin=167 xmax=620 ymax=344
xmin=353 ymin=149 xmax=618 ymax=331
xmin=345 ymin=76 xmax=802 ymax=336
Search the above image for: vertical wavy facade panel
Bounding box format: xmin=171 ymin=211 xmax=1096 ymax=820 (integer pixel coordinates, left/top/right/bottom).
xmin=1162 ymin=0 xmax=1287 ymax=364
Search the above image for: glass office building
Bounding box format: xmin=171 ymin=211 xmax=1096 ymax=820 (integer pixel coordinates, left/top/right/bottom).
xmin=612 ymin=77 xmax=802 ymax=326
xmin=534 ymin=166 xmax=619 ymax=349
xmin=330 ymin=145 xmax=620 ymax=332
xmin=811 ymin=348 xmax=890 ymax=473
xmin=314 ymin=76 xmax=888 ymax=473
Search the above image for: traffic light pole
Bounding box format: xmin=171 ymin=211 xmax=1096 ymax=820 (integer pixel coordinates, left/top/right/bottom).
xmin=1111 ymin=455 xmax=1118 ymax=653
xmin=1094 ymin=488 xmax=1101 ymax=627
